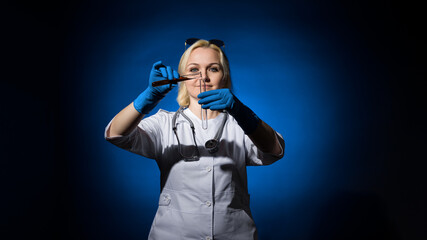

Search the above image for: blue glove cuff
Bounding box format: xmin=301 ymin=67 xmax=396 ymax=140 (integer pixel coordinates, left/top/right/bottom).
xmin=133 ymin=88 xmax=165 ymax=114
xmin=228 ymin=97 xmax=260 ymax=134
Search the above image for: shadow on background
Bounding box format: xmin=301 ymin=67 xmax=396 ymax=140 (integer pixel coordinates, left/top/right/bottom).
xmin=2 ymin=0 xmax=426 ymax=239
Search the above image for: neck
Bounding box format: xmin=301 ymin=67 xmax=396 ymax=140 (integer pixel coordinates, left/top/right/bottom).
xmin=188 ymin=97 xmax=221 ymax=120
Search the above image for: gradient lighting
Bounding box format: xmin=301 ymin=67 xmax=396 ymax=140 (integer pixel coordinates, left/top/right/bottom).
xmin=71 ymin=18 xmax=344 ymax=238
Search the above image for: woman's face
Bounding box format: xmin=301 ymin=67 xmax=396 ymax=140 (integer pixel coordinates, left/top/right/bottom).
xmin=183 ymin=47 xmax=225 ymax=101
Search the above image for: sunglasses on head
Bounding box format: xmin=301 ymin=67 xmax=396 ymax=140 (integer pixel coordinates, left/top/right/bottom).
xmin=185 ymin=38 xmax=225 ymax=49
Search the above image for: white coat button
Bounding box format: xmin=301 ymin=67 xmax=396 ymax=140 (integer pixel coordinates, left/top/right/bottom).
xmin=205 ymin=201 xmax=212 ymax=207
xmin=206 ymin=167 xmax=212 ymax=172
xmin=206 ymin=237 xmax=212 ymax=240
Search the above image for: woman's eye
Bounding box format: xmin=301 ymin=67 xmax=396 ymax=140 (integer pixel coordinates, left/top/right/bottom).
xmin=210 ymin=67 xmax=219 ymax=72
xmin=190 ymin=68 xmax=199 ymax=72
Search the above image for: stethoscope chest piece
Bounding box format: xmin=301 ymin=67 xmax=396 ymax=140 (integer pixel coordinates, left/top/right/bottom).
xmin=205 ymin=139 xmax=219 ymax=154
xmin=173 ymin=107 xmax=228 ymax=159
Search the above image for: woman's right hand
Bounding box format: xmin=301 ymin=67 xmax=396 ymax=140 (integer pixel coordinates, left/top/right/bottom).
xmin=108 ymin=61 xmax=178 ymax=137
xmin=134 ymin=61 xmax=179 ymax=114
xmin=147 ymin=61 xmax=179 ymax=96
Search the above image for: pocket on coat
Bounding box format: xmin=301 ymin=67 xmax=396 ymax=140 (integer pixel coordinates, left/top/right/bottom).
xmin=214 ymin=208 xmax=257 ymax=240
xmin=149 ymin=194 xmax=182 ymax=239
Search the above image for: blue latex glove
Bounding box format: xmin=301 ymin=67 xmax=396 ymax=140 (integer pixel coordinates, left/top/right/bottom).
xmin=134 ymin=61 xmax=179 ymax=114
xmin=198 ymin=89 xmax=260 ymax=134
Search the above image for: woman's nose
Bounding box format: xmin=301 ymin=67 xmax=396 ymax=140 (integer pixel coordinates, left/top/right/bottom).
xmin=201 ymin=71 xmax=210 ymax=82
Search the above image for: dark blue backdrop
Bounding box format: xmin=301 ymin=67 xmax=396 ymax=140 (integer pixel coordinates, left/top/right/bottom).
xmin=3 ymin=0 xmax=426 ymax=239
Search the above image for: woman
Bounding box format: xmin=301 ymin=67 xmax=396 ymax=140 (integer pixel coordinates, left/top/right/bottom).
xmin=105 ymin=39 xmax=285 ymax=239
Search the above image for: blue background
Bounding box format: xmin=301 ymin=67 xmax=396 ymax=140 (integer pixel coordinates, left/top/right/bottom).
xmin=2 ymin=0 xmax=426 ymax=239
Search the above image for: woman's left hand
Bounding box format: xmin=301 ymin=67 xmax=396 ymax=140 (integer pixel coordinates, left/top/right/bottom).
xmin=197 ymin=89 xmax=236 ymax=111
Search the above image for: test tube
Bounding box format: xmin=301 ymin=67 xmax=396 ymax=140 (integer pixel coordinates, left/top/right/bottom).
xmin=200 ymin=78 xmax=208 ymax=129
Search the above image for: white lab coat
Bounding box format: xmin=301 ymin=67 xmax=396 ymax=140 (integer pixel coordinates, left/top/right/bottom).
xmin=105 ymin=109 xmax=285 ymax=240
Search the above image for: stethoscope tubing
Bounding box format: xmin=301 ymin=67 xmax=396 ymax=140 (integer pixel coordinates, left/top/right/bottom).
xmin=172 ymin=107 xmax=228 ymax=160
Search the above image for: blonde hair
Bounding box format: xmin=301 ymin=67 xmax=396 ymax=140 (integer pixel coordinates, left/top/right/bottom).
xmin=177 ymin=39 xmax=232 ymax=107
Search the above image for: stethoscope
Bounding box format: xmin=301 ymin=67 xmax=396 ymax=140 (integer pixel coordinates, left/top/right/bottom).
xmin=172 ymin=107 xmax=228 ymax=161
